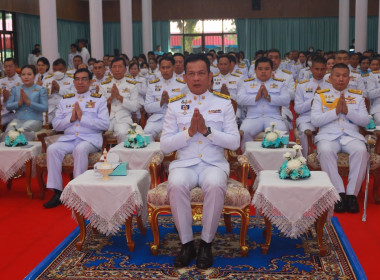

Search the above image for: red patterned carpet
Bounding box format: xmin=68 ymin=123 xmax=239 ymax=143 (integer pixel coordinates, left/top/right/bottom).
xmin=0 ymin=175 xmax=379 ymax=279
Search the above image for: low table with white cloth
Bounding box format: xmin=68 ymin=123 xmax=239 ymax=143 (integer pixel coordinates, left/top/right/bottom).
xmin=108 ymin=142 xmax=162 ymax=170
xmin=0 ymin=141 xmax=42 ymax=198
xmin=60 ymin=169 xmax=150 ymax=252
xmin=252 ymin=170 xmax=340 ymax=256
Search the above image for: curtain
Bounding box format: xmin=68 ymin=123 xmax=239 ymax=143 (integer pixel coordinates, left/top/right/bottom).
xmin=16 ymin=13 xmax=41 ymax=67
xmin=236 ymin=16 xmax=379 ymax=61
xmin=153 ymin=21 xmax=170 ymax=53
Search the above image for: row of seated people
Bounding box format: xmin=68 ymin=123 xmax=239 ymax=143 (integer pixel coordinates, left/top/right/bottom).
xmin=0 ymin=53 xmax=374 ymax=269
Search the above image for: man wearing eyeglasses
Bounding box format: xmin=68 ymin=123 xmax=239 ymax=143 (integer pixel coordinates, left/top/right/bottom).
xmin=43 ymin=68 xmax=110 ymax=208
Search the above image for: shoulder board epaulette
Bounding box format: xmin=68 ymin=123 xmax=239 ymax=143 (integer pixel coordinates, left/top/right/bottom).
xmin=63 ymin=93 xmax=75 ymax=99
xmin=176 ymin=78 xmax=186 ymax=84
xmin=273 ymin=77 xmax=285 ymax=82
xmin=213 ymin=72 xmax=220 ymax=77
xmin=316 ymin=89 xmax=330 ymax=94
xmin=372 ymin=70 xmax=380 ymax=74
xmin=282 ymin=69 xmax=292 ymax=74
xmin=101 ymin=78 xmax=112 ymax=85
xmin=235 ymin=70 xmax=242 ymax=74
xmin=91 ymin=93 xmax=102 ymax=98
xmin=212 ymin=90 xmax=230 ymax=100
xmin=351 ymin=69 xmax=360 ymax=74
xmin=45 ymin=73 xmax=54 ymax=79
xmin=211 ymin=63 xmax=217 ymax=67
xmin=149 ymin=78 xmax=160 ymax=84
xmin=126 ymin=79 xmax=137 ymax=85
xmin=326 ymin=70 xmax=331 ymax=74
xmin=231 ymin=73 xmax=240 ymax=77
xmin=348 ymin=89 xmax=362 ymax=95
xmin=244 ymin=77 xmax=255 ymax=82
xmin=169 ymin=93 xmax=186 ymax=103
xmin=294 ymin=62 xmax=299 ymax=65
xmin=362 ymin=73 xmax=370 ymax=77
xmin=148 ymin=72 xmax=155 ymax=75
xmin=66 ymin=73 xmax=74 ymax=78
xmin=125 ymin=74 xmax=133 ymax=79
xmin=325 ymin=79 xmax=331 ymax=84
xmin=238 ymin=64 xmax=245 ymax=68
xmin=299 ymin=79 xmax=310 ymax=84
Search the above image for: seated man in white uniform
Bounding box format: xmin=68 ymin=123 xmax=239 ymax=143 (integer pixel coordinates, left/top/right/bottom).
xmin=295 ymin=56 xmax=328 ymax=157
xmin=238 ymin=57 xmax=290 ymax=149
xmin=161 ymin=54 xmax=240 ymax=269
xmin=144 ymin=57 xmax=186 ymax=140
xmin=311 ymin=63 xmax=370 ymax=213
xmin=99 ymin=57 xmax=139 ymax=143
xmin=43 ymin=69 xmax=110 ymax=208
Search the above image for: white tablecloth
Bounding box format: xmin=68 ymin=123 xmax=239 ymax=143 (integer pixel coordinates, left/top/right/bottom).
xmin=252 ymin=170 xmax=340 ymax=238
xmin=0 ymin=141 xmax=42 ymax=182
xmin=60 ymin=169 xmax=150 ymax=236
xmin=243 ymin=141 xmax=297 ymax=174
xmin=108 ymin=142 xmax=162 ymax=170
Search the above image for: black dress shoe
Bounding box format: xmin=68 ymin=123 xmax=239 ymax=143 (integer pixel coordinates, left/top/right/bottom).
xmin=346 ymin=195 xmax=359 ymax=213
xmin=174 ymin=240 xmax=196 ymax=268
xmin=334 ymin=193 xmax=346 ymax=213
xmin=43 ymin=190 xmax=62 ymax=209
xmin=196 ymin=240 xmax=213 ymax=269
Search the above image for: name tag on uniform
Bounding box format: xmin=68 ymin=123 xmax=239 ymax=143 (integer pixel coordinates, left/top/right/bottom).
xmin=63 ymin=82 xmax=70 ymax=85
xmin=229 ymin=81 xmax=236 ymax=84
xmin=122 ymin=88 xmax=130 ymax=93
xmin=305 ymin=87 xmax=314 ymax=93
xmin=269 ymin=83 xmax=278 ymax=88
xmin=208 ymin=109 xmax=222 ymax=114
xmin=250 ymin=83 xmax=258 ymax=88
xmin=172 ymin=88 xmax=180 ymax=92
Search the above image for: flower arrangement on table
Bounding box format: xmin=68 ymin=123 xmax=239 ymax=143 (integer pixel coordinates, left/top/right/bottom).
xmin=124 ymin=123 xmax=149 ymax=149
xmin=279 ymin=144 xmax=311 ymax=180
xmin=5 ymin=122 xmax=28 ymax=147
xmin=366 ymin=115 xmax=376 ymax=130
xmin=262 ymin=122 xmax=288 ymax=148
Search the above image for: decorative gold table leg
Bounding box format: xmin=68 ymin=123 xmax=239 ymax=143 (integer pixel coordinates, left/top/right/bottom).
xmin=136 ymin=215 xmax=147 ymax=235
xmin=262 ymin=216 xmax=272 ymax=255
xmin=25 ymin=160 xmax=33 ymax=199
xmin=125 ymin=216 xmax=135 ymax=252
xmin=74 ymin=211 xmax=86 ymax=251
xmin=316 ymin=211 xmax=328 ymax=256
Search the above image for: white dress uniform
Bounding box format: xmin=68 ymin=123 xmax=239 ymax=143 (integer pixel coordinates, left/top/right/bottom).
xmin=210 ymin=63 xmax=219 ymax=76
xmin=35 ymin=72 xmax=52 ymax=84
xmin=46 ymin=90 xmax=110 ymax=191
xmin=361 ymin=72 xmax=370 ymax=89
xmin=174 ymin=71 xmax=185 ymax=80
xmin=325 ymin=70 xmax=366 ymax=97
xmin=294 ymin=78 xmax=327 ymax=157
xmin=232 ymin=64 xmax=248 ymax=79
xmin=0 ymin=74 xmax=22 ymax=125
xmin=68 ymin=51 xmax=80 ymax=69
xmin=144 ymin=77 xmax=187 ymax=139
xmin=99 ymin=77 xmax=139 ymax=143
xmin=237 ymin=77 xmax=291 ymax=149
xmin=80 ymin=47 xmax=91 ymax=65
xmin=311 ymin=87 xmax=370 ymax=196
xmin=44 ymin=73 xmax=73 ymax=124
xmin=90 ymin=75 xmax=109 ymax=93
xmin=290 ymin=62 xmax=304 ymax=81
xmin=365 ymin=70 xmax=380 ymax=124
xmin=298 ymin=67 xmax=312 ymax=82
xmin=160 ymin=90 xmax=240 ymax=244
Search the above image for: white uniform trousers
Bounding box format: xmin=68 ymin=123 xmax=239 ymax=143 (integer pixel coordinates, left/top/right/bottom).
xmin=46 ymin=138 xmax=98 ymax=191
xmin=143 ymin=119 xmax=163 ymax=140
xmin=317 ymin=138 xmax=368 ymax=195
xmin=297 ymin=122 xmax=315 ymax=158
xmin=1 ymin=118 xmax=42 ymax=141
xmin=167 ymin=161 xmax=227 ymax=244
xmin=373 ymin=113 xmax=380 ymax=125
xmin=240 ymin=117 xmax=288 ymax=150
xmin=109 ymin=118 xmax=133 ymax=144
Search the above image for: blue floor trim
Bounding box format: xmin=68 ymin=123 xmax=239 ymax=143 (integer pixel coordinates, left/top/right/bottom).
xmin=331 ymin=217 xmax=367 ymax=280
xmin=24 ymin=225 xmax=80 ymax=280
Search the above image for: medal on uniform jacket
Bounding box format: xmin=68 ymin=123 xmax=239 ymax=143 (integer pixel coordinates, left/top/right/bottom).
xmin=155 ymin=85 xmax=162 ymax=91
xmin=181 ymin=104 xmax=189 ymax=114
xmin=305 ymin=87 xmax=313 ymax=93
xmin=250 ymin=83 xmax=257 ymax=88
xmin=269 ymin=83 xmax=278 ymax=88
xmin=345 ymin=96 xmax=356 ymax=104
xmin=122 ymin=88 xmax=130 ymax=93
xmin=86 ymin=100 xmax=96 ymax=108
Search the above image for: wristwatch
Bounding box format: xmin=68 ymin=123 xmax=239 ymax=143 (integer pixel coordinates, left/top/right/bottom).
xmin=203 ymin=127 xmax=212 ymax=137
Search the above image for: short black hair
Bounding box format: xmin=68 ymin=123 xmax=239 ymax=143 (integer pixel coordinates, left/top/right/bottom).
xmin=37 ymin=57 xmax=50 ymax=71
xmin=336 ymin=50 xmax=349 ymax=56
xmin=228 ymin=54 xmax=236 ymax=64
xmin=217 ymin=54 xmax=231 ymax=63
xmin=4 ymin=57 xmax=17 ymax=65
xmin=140 ymin=62 xmax=149 ymax=69
xmin=311 ymin=56 xmax=327 ymax=65
xmin=121 ymin=53 xmax=129 ymax=61
xmin=88 ymin=58 xmax=96 ymax=64
xmin=332 ymin=63 xmax=349 ymax=72
xmin=21 ymin=65 xmax=36 ymax=75
xmin=360 ymin=56 xmax=370 ymax=64
xmin=267 ymin=48 xmax=281 ymax=57
xmin=74 ymin=55 xmax=83 ymax=61
xmin=173 ymin=53 xmax=185 ymax=60
xmin=255 ymin=57 xmax=273 ymax=69
xmin=147 ymin=51 xmax=155 ymax=56
xmin=138 ymin=54 xmax=147 ymax=63
xmin=129 ymin=62 xmax=139 ymax=69
xmin=53 ymin=58 xmax=67 ymax=68
xmin=71 ymin=43 xmax=78 ymax=49
xmin=159 ymin=56 xmax=175 ymax=66
xmin=110 ymin=56 xmax=127 ymax=68
xmin=149 ymin=57 xmax=158 ymax=64
xmin=184 ymin=53 xmax=210 ymax=73
xmin=74 ymin=68 xmax=93 ymax=80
